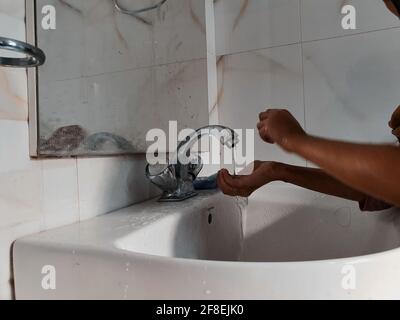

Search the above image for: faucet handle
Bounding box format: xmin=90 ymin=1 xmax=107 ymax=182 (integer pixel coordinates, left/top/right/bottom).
xmin=145 ymin=163 xmax=178 ymax=194
xmin=187 ymin=155 xmax=203 ymax=179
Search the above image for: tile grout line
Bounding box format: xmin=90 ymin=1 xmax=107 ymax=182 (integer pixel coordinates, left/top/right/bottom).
xmin=216 ymin=24 xmax=400 ymax=58
xmin=75 ymin=157 xmax=81 ymax=222
xmin=299 ymin=0 xmax=309 ymax=168
xmin=40 ymin=56 xmax=210 ymax=85
xmin=38 ymin=158 xmax=46 ymax=231
xmin=299 ymin=0 xmax=307 ymax=131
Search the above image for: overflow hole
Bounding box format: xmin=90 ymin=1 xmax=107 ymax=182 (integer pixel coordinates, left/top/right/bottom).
xmin=208 ymin=213 xmax=213 ymax=225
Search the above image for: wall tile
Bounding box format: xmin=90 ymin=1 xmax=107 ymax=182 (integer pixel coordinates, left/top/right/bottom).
xmin=217 ymin=44 xmax=306 ymax=166
xmin=42 ymin=159 xmax=80 ymax=230
xmin=83 ymin=0 xmax=155 ymax=77
xmin=0 ymin=0 xmax=28 ymax=121
xmin=214 ymin=0 xmax=301 ymax=55
xmin=36 ymin=0 xmax=86 ymax=83
xmin=38 ymin=77 xmax=88 ymax=142
xmin=0 ymin=282 xmax=13 ymax=300
xmin=84 ymin=66 xmax=154 ymax=154
xmin=154 ymin=59 xmax=210 ymax=152
xmin=0 ymin=68 xmax=28 ymax=121
xmin=77 ymin=155 xmax=158 ymax=221
xmin=0 ymin=121 xmax=43 ymax=230
xmin=301 ymin=0 xmax=400 ymax=42
xmin=38 ymin=0 xmax=208 ymax=80
xmin=303 ymin=28 xmax=400 ymax=143
xmin=0 ymin=0 xmax=25 ymax=39
xmin=153 ymin=0 xmax=207 ymax=65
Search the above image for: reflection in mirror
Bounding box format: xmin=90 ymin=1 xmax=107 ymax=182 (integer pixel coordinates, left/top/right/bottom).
xmin=30 ymin=0 xmax=209 ymax=157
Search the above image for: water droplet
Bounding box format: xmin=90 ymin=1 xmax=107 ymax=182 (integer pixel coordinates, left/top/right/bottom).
xmin=205 ymin=289 xmax=211 ymax=295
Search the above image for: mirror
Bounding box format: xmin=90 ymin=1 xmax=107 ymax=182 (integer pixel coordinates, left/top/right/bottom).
xmin=28 ymin=0 xmax=210 ymax=157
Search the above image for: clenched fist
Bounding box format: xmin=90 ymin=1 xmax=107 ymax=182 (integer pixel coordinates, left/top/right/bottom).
xmin=257 ymin=109 xmax=306 ymax=152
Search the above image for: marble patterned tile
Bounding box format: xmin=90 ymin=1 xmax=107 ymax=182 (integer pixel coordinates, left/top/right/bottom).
xmin=303 ymin=28 xmax=400 ymax=144
xmin=154 ymin=59 xmax=210 ymax=153
xmin=301 ymin=0 xmax=400 ymax=42
xmin=0 ymin=0 xmax=28 ymax=121
xmin=0 ymin=281 xmax=13 ymax=300
xmin=42 ymin=159 xmax=80 ymax=229
xmin=0 ymin=0 xmax=25 ymax=39
xmin=83 ymin=0 xmax=155 ymax=77
xmin=214 ymin=0 xmax=301 ymax=56
xmin=36 ymin=0 xmax=156 ymax=81
xmin=39 ymin=59 xmax=209 ymax=155
xmin=77 ymin=155 xmax=159 ymax=221
xmin=84 ymin=66 xmax=155 ymax=154
xmin=35 ymin=0 xmax=86 ymax=83
xmin=0 ymin=121 xmax=44 ymax=230
xmin=37 ymin=0 xmax=209 ymax=80
xmin=153 ymin=0 xmax=208 ymax=65
xmin=38 ymin=77 xmax=88 ymax=144
xmin=0 ymin=68 xmax=28 ymax=121
xmin=217 ymin=44 xmax=306 ymax=166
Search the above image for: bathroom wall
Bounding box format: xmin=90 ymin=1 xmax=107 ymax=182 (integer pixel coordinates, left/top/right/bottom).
xmin=214 ymin=0 xmax=400 ymax=168
xmin=0 ymin=0 xmax=212 ymax=299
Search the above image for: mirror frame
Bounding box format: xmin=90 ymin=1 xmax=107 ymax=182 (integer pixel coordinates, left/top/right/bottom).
xmin=26 ymin=0 xmax=39 ymax=157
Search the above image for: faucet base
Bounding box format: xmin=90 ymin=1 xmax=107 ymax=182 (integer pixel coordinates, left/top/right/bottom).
xmin=158 ymin=191 xmax=198 ymax=202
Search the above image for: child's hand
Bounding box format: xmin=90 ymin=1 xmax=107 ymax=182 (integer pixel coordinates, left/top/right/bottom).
xmin=389 ymin=105 xmax=400 ymax=142
xmin=217 ymin=161 xmax=281 ymax=197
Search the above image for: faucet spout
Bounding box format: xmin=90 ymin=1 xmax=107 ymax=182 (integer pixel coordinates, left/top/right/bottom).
xmin=146 ymin=125 xmax=238 ymax=202
xmin=174 ymin=125 xmax=239 ymax=165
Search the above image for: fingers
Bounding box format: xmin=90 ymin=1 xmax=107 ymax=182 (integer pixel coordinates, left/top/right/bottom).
xmin=217 ymin=170 xmax=238 ymax=196
xmin=259 ymin=109 xmax=271 ymax=121
xmin=259 ymin=108 xmax=289 ymax=121
xmin=257 ymin=120 xmax=274 ymax=144
xmin=217 ymin=169 xmax=249 ymax=197
xmin=393 ymin=127 xmax=400 ymax=141
xmin=223 ymin=170 xmax=247 ymax=189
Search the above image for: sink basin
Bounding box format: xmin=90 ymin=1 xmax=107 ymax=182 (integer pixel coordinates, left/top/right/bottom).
xmin=13 ymin=185 xmax=400 ymax=299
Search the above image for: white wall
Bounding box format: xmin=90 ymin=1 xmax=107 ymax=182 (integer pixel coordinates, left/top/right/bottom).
xmin=214 ymin=0 xmax=400 ymax=168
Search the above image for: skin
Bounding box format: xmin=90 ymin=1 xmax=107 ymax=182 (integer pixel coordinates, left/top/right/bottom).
xmin=383 ymin=0 xmax=400 ymax=17
xmin=218 ymin=1 xmax=400 ymax=209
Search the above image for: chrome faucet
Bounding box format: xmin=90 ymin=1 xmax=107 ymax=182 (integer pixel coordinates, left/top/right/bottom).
xmin=146 ymin=125 xmax=238 ymax=202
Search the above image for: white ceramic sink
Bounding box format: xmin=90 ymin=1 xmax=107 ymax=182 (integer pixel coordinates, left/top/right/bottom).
xmin=13 ymin=185 xmax=400 ymax=299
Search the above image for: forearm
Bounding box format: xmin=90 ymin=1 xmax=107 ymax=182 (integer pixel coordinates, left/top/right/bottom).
xmin=274 ymin=163 xmax=366 ymax=202
xmin=289 ymin=135 xmax=400 ymax=206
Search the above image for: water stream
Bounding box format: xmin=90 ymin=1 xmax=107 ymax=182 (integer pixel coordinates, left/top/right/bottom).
xmin=231 ymin=146 xmax=247 ymax=261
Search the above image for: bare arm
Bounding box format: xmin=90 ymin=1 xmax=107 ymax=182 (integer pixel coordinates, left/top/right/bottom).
xmin=277 ymin=163 xmax=367 ymax=202
xmin=218 ymin=161 xmax=366 ymax=202
xmin=257 ymin=109 xmax=400 ymax=207
xmin=289 ymin=136 xmax=400 ymax=206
